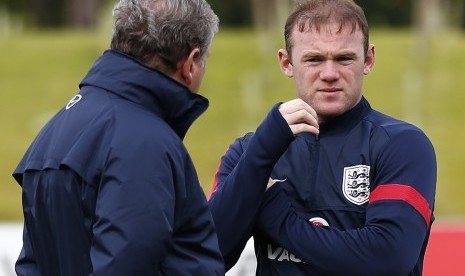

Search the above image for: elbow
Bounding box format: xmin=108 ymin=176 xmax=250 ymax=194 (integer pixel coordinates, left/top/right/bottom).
xmin=360 ymin=240 xmax=420 ymax=275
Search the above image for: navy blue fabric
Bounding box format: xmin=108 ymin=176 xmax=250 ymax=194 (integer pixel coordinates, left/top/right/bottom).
xmin=209 ymin=97 xmax=436 ymax=275
xmin=13 ymin=50 xmax=224 ymax=275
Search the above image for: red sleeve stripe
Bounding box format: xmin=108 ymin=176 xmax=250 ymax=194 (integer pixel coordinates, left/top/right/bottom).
xmin=208 ymin=146 xmax=231 ymax=200
xmin=369 ymin=184 xmax=432 ymax=227
xmin=207 ymin=161 xmax=221 ymax=200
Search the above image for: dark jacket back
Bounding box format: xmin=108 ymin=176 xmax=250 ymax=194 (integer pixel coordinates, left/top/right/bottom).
xmin=13 ymin=50 xmax=224 ymax=275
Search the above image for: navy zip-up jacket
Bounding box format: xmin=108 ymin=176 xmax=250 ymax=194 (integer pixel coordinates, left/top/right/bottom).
xmin=13 ymin=50 xmax=224 ymax=275
xmin=209 ymin=97 xmax=436 ymax=275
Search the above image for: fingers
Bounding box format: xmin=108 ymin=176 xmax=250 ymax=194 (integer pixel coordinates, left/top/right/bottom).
xmin=280 ymin=99 xmax=318 ymax=119
xmin=279 ymin=99 xmax=319 ymax=136
xmin=288 ymin=123 xmax=320 ymax=136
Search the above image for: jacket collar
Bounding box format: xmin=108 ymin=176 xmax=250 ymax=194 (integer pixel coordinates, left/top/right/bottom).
xmin=319 ymin=96 xmax=372 ymax=133
xmin=79 ymin=50 xmax=209 ymax=139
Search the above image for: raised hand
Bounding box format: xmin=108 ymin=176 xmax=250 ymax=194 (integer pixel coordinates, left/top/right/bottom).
xmin=278 ymin=99 xmax=319 ymax=136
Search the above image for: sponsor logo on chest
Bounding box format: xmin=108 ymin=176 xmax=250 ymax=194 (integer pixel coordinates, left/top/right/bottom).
xmin=267 ymin=244 xmax=302 ymax=263
xmin=342 ymin=165 xmax=370 ymax=205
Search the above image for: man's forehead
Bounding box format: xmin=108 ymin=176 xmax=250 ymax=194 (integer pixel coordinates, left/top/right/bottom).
xmin=290 ymin=21 xmax=364 ymax=48
xmin=290 ymin=23 xmax=365 ymax=56
xmin=294 ymin=20 xmax=361 ymax=35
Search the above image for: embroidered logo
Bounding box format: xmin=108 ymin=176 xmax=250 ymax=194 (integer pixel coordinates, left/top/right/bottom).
xmin=66 ymin=94 xmax=82 ymax=110
xmin=342 ymin=165 xmax=370 ymax=205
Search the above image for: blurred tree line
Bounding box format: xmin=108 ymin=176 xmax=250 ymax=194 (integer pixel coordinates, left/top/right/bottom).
xmin=0 ymin=0 xmax=106 ymax=28
xmin=0 ymin=0 xmax=463 ymax=30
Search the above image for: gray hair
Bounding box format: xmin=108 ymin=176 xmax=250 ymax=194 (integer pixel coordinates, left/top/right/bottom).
xmin=111 ymin=0 xmax=219 ymax=73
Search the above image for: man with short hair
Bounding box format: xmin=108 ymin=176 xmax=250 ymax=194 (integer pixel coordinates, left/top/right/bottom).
xmin=209 ymin=0 xmax=436 ymax=275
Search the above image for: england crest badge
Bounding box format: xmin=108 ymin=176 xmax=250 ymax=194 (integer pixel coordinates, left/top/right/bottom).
xmin=342 ymin=165 xmax=370 ymax=205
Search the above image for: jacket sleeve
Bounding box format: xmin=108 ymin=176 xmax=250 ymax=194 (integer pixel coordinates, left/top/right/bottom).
xmin=15 ymin=223 xmax=41 ymax=275
xmin=208 ymin=103 xmax=295 ymax=270
xmin=257 ymin=127 xmax=437 ymax=275
xmin=90 ymin=141 xmax=177 ymax=275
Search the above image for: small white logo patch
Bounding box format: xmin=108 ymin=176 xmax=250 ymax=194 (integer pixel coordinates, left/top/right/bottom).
xmin=267 ymin=177 xmax=287 ymax=190
xmin=66 ymin=94 xmax=82 ymax=110
xmin=309 ymin=217 xmax=329 ymax=227
xmin=342 ymin=165 xmax=370 ymax=205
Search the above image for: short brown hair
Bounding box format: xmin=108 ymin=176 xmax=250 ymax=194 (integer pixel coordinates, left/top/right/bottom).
xmin=284 ymin=0 xmax=369 ymax=57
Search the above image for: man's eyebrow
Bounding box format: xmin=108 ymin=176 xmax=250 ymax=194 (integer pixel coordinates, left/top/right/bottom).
xmin=299 ymin=51 xmax=360 ymax=61
xmin=301 ymin=50 xmax=358 ymax=56
xmin=336 ymin=51 xmax=358 ymax=58
xmin=301 ymin=51 xmax=324 ymax=58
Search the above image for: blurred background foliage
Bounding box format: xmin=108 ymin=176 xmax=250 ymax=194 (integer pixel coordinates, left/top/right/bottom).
xmin=1 ymin=0 xmax=465 ymax=221
xmin=0 ymin=0 xmax=463 ymax=29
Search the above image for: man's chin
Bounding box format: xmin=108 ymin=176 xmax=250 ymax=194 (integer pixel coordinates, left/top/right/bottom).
xmin=319 ymin=102 xmax=346 ymax=112
xmin=316 ymin=105 xmax=346 ymax=121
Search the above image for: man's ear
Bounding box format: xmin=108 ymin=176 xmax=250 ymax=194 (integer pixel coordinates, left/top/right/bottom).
xmin=278 ymin=49 xmax=293 ymax=78
xmin=363 ymin=44 xmax=375 ymax=75
xmin=180 ymin=48 xmax=201 ymax=85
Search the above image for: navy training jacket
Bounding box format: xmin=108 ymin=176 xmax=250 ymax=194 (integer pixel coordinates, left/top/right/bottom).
xmin=209 ymin=97 xmax=436 ymax=275
xmin=13 ymin=50 xmax=224 ymax=275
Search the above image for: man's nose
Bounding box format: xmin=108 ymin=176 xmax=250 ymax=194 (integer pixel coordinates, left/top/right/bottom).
xmin=320 ymin=61 xmax=340 ymax=81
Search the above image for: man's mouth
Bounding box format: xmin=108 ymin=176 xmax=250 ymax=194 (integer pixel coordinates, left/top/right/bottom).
xmin=318 ymin=87 xmax=341 ymax=93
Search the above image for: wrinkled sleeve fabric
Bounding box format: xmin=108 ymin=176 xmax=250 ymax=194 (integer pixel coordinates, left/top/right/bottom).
xmin=208 ymin=103 xmax=294 ymax=270
xmin=90 ymin=140 xmax=177 ymax=275
xmin=257 ymin=126 xmax=437 ymax=275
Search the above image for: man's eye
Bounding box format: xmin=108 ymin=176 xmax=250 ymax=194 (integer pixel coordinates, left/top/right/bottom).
xmin=337 ymin=56 xmax=354 ymax=64
xmin=306 ymin=57 xmax=323 ymax=63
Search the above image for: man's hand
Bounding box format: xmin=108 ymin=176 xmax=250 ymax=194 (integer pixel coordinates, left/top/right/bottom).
xmin=279 ymin=99 xmax=319 ymax=136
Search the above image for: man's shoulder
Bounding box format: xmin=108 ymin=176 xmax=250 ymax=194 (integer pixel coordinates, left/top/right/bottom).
xmin=232 ymin=132 xmax=254 ymax=152
xmin=363 ymin=109 xmax=433 ymax=156
xmin=364 ymin=109 xmax=425 ymax=137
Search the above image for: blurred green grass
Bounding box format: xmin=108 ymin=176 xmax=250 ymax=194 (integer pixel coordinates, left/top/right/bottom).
xmin=1 ymin=28 xmax=464 ymax=221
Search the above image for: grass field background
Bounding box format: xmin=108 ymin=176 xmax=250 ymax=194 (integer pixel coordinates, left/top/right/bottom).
xmin=1 ymin=27 xmax=465 ymax=221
